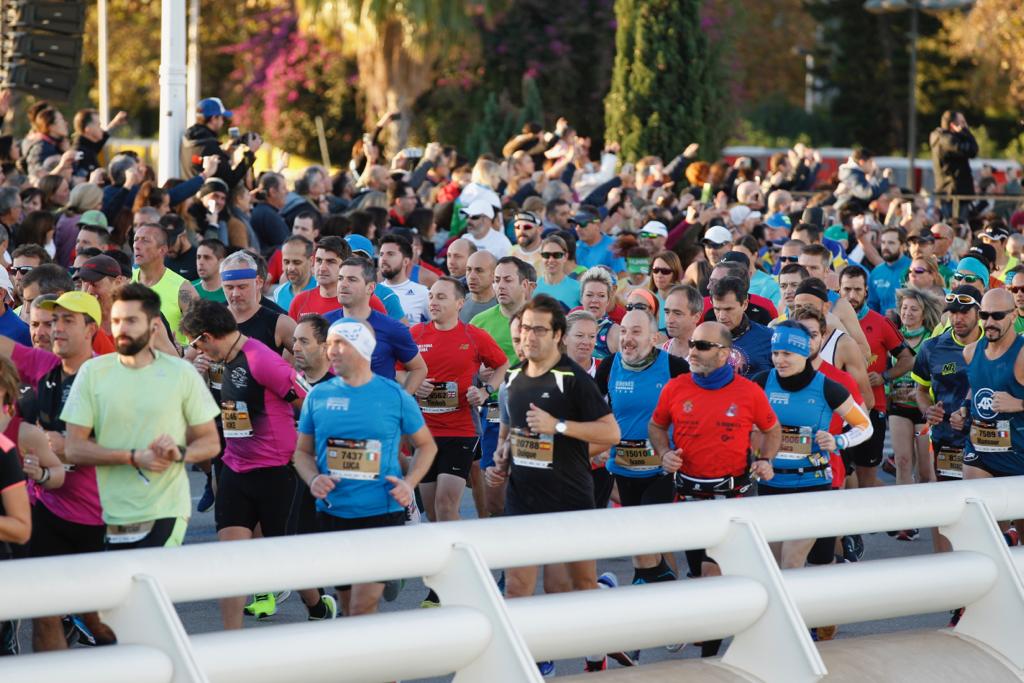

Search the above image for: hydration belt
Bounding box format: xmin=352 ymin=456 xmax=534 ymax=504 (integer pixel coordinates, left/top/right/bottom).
xmin=770 ymin=462 xmax=830 ymax=475
xmin=674 ymin=472 xmax=753 ymax=499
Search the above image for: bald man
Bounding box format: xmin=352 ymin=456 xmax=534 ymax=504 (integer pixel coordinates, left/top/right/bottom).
xmin=459 ymin=250 xmax=498 ymax=323
xmin=446 ymin=238 xmax=477 ymax=280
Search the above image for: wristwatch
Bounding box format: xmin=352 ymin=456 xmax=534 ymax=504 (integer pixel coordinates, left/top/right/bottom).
xmin=555 ymin=421 xmax=568 ymax=435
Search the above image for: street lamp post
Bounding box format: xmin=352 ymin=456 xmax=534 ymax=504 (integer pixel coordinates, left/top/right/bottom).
xmin=863 ymin=0 xmax=975 ymax=191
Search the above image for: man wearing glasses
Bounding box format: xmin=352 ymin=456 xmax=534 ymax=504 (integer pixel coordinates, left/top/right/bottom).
xmin=1005 ymin=267 xmax=1024 ymax=335
xmin=649 ymin=320 xmax=780 ymax=656
xmin=509 ymin=210 xmax=544 ymax=273
xmin=460 ymin=198 xmax=510 ymax=259
xmin=10 ymin=244 xmax=49 ymax=307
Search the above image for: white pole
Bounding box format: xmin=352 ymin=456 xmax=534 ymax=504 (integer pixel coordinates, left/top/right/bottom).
xmin=186 ymin=0 xmax=200 ymax=123
xmin=97 ymin=0 xmax=109 ymax=124
xmin=158 ymin=0 xmax=187 ymax=182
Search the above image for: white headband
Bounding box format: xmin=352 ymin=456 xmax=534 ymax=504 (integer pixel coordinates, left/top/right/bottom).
xmin=327 ymin=319 xmax=376 ymax=362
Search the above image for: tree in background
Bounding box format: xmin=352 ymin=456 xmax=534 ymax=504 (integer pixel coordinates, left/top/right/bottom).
xmin=297 ymin=0 xmax=501 ymax=148
xmin=942 ymin=0 xmax=1024 ymax=113
xmin=604 ymin=0 xmax=732 ymax=161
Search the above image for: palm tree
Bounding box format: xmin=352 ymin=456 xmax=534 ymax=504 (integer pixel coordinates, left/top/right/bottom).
xmin=297 ymin=0 xmax=497 ymax=147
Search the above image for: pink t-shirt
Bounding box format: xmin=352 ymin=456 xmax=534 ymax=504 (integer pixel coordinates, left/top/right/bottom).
xmin=221 ymin=338 xmax=307 ymax=473
xmin=12 ymin=344 xmax=103 ymax=526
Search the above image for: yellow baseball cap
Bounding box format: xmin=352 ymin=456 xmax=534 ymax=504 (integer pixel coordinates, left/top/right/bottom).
xmin=37 ymin=291 xmax=102 ymax=325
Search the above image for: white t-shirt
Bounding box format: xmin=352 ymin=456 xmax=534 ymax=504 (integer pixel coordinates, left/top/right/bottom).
xmin=464 ymin=228 xmax=512 ymax=259
xmin=381 ymin=278 xmax=430 ymax=324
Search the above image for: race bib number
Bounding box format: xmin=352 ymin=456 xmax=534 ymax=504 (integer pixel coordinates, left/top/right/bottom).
xmin=209 ymin=362 xmax=224 ymax=391
xmin=511 ymin=427 xmax=554 ymax=469
xmin=221 ymin=400 xmax=253 ymax=438
xmin=486 ymin=402 xmax=501 ymax=424
xmin=326 ymin=437 xmax=382 ymax=480
xmin=890 ymin=380 xmax=917 ymax=407
xmin=418 ymin=381 xmax=459 ymax=414
xmin=614 ymin=439 xmax=660 ymax=472
xmin=935 ymin=445 xmax=964 ymax=479
xmin=106 ymin=520 xmax=155 ymax=545
xmin=777 ymin=425 xmax=813 ymax=460
xmin=970 ymin=419 xmax=1011 ymax=453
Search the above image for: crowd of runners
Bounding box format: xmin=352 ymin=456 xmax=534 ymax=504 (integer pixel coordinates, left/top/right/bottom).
xmin=0 ymin=98 xmax=1021 ymax=673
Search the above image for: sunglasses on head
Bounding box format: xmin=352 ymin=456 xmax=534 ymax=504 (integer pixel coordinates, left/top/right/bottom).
xmin=625 ymin=302 xmax=650 ymax=311
xmin=979 ymin=309 xmax=1015 ymax=321
xmin=651 ymin=267 xmax=674 ymax=275
xmin=952 ymin=272 xmax=980 ymax=283
xmin=688 ymin=339 xmax=725 ymax=351
xmin=945 ymin=293 xmax=979 ymax=306
xmin=540 ymin=251 xmax=565 ymax=260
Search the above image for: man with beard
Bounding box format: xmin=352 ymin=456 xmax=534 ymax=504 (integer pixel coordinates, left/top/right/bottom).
xmin=509 ymin=210 xmax=544 ymax=273
xmin=62 ymin=283 xmax=220 ymax=550
xmin=838 ymin=265 xmax=914 ymax=490
xmin=378 ymin=233 xmax=429 ymax=324
xmin=293 ymin=314 xmax=332 ymax=386
xmin=867 ymin=226 xmax=911 ymax=317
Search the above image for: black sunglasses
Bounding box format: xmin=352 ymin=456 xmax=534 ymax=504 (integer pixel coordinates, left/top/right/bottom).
xmin=979 ymin=309 xmax=1015 ymax=321
xmin=625 ymin=303 xmax=650 ymax=311
xmin=540 ymin=252 xmax=565 ymax=260
xmin=688 ymin=339 xmax=725 ymax=351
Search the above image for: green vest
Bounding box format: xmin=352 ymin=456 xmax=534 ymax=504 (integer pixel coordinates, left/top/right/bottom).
xmin=133 ymin=267 xmax=188 ymax=343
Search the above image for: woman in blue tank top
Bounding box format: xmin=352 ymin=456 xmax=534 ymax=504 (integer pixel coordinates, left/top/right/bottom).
xmin=753 ymin=322 xmax=874 ymax=571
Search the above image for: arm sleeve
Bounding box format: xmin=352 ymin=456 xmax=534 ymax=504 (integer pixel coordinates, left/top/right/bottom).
xmin=593 ymin=355 xmax=612 ymax=397
xmin=838 ymin=403 xmax=873 ymax=449
xmin=167 ymin=175 xmax=204 ymax=207
xmin=823 ymin=377 xmax=852 ymax=411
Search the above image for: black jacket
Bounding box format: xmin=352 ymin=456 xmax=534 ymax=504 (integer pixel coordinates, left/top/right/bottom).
xmin=182 ymin=123 xmax=254 ymax=189
xmin=929 ymin=127 xmax=978 ymax=196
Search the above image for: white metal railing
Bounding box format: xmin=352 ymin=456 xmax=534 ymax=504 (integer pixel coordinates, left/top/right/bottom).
xmin=2 ymin=478 xmax=1024 ymax=683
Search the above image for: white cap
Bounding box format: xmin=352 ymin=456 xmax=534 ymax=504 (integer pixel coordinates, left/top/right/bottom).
xmin=640 ymin=220 xmax=668 ymax=238
xmin=702 ymin=225 xmax=733 ymax=246
xmin=460 ymin=198 xmax=497 ymax=220
xmin=327 ymin=319 xmax=377 ymax=362
xmin=0 ymin=267 xmax=13 ymax=295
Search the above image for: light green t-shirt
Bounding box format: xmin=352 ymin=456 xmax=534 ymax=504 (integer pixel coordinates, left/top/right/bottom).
xmin=60 ymin=351 xmax=220 ymax=525
xmin=470 ymin=305 xmax=515 ymax=364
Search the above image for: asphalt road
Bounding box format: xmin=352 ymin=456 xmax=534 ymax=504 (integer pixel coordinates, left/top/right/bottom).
xmin=168 ymin=463 xmax=949 ymax=682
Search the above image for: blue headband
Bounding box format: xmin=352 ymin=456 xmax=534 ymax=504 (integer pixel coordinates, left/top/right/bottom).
xmin=771 ymin=326 xmax=811 ymax=357
xmin=221 ymin=268 xmax=258 ymax=281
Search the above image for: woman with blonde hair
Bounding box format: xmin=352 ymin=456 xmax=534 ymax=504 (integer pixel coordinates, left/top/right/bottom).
xmin=887 ymin=286 xmax=944 ymax=541
xmin=579 ymin=266 xmax=620 ymax=360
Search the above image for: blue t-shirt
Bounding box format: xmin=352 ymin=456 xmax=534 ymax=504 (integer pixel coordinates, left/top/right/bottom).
xmin=0 ymin=307 xmax=30 ymax=347
xmin=911 ymin=328 xmax=971 ymax=448
xmin=374 ymin=283 xmax=406 ymax=320
xmin=867 ymin=254 xmax=910 ymax=315
xmin=732 ymin=319 xmax=773 ymax=378
xmin=577 ymin=233 xmax=626 ymax=273
xmin=273 ymin=276 xmax=317 ymax=312
xmin=323 ymin=309 xmax=418 ymax=380
xmin=534 ymin=276 xmax=581 ymax=309
xmin=298 ymin=375 xmax=425 ymax=518
xmin=604 ymin=351 xmax=674 ymax=478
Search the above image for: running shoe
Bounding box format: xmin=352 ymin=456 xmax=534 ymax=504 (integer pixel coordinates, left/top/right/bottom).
xmin=0 ymin=620 xmax=19 ymax=656
xmin=420 ymin=598 xmax=441 ymax=609
xmin=597 ymin=572 xmax=618 ymax=589
xmin=608 ymin=651 xmax=637 ymax=667
xmin=948 ymin=607 xmax=964 ymax=627
xmin=897 ymin=529 xmax=919 ymax=542
xmin=537 ymin=661 xmax=556 ymax=677
xmin=842 ymin=534 xmax=864 ymax=562
xmin=382 ymin=579 xmax=405 ymax=602
xmin=584 ymin=658 xmax=607 ymax=672
xmin=196 ymin=475 xmax=215 ymax=513
xmin=244 ymin=593 xmax=276 ymax=619
xmin=665 ymin=642 xmax=686 ymax=653
xmin=65 ymin=614 xmax=97 ymax=646
xmin=496 ymin=571 xmax=506 ymax=595
xmin=1004 ymin=527 xmax=1019 ymax=547
xmin=307 ymin=594 xmax=338 ymax=621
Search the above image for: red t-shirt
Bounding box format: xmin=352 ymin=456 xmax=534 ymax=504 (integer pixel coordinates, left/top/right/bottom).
xmin=818 ymin=360 xmax=861 ymax=489
xmin=267 ymin=248 xmax=283 ymax=284
xmin=859 ymin=309 xmax=904 ymax=410
xmin=92 ymin=329 xmax=116 ymax=355
xmin=410 ymin=321 xmax=507 ymax=437
xmin=288 ymin=289 xmax=385 ymax=321
xmin=651 ymin=373 xmax=778 ymax=478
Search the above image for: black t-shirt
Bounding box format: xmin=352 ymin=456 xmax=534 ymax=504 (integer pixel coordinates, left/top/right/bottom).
xmin=239 ymin=306 xmax=285 ymax=355
xmin=165 ymin=246 xmax=199 ymax=282
xmin=0 ymin=440 xmax=25 ymax=558
xmin=506 ymin=354 xmax=611 ymax=513
xmin=260 ymin=295 xmax=287 ymax=317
